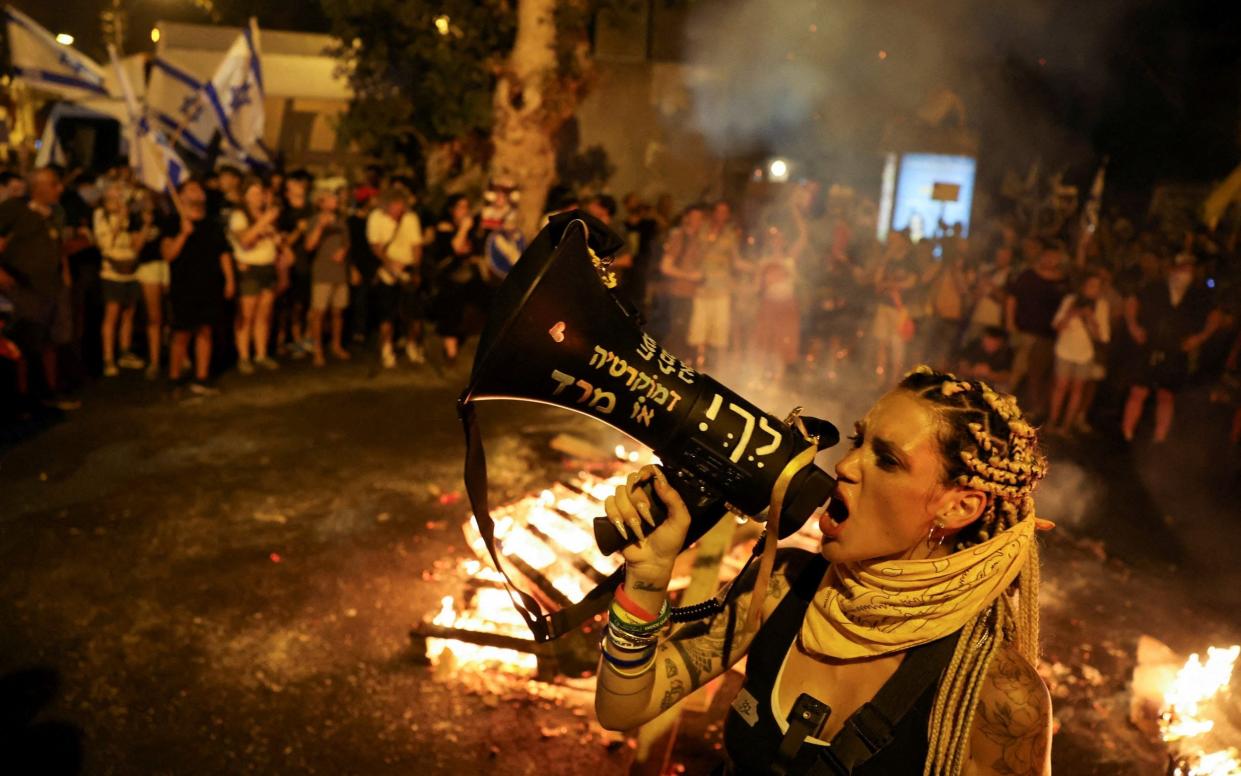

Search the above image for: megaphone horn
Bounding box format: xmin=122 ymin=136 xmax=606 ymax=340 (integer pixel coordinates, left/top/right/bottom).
xmin=460 ymin=211 xmax=838 ymax=642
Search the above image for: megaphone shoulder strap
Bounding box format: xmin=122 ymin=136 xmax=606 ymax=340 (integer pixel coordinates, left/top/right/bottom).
xmin=460 ymin=399 xmax=622 ymax=643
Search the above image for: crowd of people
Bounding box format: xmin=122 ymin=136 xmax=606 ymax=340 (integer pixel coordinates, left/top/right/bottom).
xmin=1 ymin=163 xmax=1239 ymax=457
xmin=626 ymin=183 xmax=1239 ymax=452
xmin=0 ymin=163 xmax=523 ymax=410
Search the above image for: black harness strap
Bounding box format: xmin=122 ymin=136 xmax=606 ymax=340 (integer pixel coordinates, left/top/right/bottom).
xmin=806 ymin=632 xmax=962 ymax=775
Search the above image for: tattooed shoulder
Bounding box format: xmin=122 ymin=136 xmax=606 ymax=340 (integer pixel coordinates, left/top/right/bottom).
xmin=970 ymin=644 xmax=1052 ymax=776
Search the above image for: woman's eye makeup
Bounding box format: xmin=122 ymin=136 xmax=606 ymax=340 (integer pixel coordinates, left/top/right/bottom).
xmin=875 ymin=451 xmax=900 ymax=470
xmin=871 ymin=439 xmax=904 ymax=470
xmin=852 ymin=423 xmax=902 ymax=470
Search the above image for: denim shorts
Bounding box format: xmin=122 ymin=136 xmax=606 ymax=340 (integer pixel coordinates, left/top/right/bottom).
xmin=238 ymin=264 xmax=278 ymax=296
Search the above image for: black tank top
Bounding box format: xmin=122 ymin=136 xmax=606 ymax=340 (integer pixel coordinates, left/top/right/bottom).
xmin=721 ymin=551 xmax=952 ymax=775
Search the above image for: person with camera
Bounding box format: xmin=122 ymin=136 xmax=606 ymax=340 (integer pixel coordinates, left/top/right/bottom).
xmin=1046 ymin=270 xmax=1110 ymax=434
xmin=229 ymin=178 xmax=282 ymax=374
xmin=596 ymin=366 xmax=1051 ymax=775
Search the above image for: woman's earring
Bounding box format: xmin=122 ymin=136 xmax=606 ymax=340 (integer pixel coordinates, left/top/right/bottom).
xmin=926 ymin=520 xmax=946 ymax=550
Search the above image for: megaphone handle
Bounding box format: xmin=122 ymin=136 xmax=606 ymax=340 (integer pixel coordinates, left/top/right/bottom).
xmin=592 ymin=478 xmax=670 ymax=556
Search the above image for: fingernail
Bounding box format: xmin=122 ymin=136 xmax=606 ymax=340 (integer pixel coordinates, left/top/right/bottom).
xmin=614 ymin=521 xmax=628 ymax=539
xmin=638 ymin=503 xmax=653 ymax=525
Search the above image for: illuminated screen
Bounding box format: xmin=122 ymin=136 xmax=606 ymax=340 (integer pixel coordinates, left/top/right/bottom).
xmin=887 ymin=153 xmax=976 ymax=240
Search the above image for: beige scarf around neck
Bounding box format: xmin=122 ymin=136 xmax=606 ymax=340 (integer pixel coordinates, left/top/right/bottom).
xmin=799 ymin=518 xmax=1034 ymax=660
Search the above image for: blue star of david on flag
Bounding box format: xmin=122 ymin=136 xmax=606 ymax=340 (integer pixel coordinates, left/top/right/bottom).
xmin=229 ymin=82 xmax=251 ymax=112
xmin=178 ymin=94 xmax=205 ymax=123
xmin=57 ymin=51 xmax=88 ymax=77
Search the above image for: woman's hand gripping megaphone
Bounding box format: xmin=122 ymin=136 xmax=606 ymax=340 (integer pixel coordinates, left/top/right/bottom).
xmin=600 ymin=461 xmax=689 ymax=578
xmin=602 ymin=465 xmax=691 ymax=585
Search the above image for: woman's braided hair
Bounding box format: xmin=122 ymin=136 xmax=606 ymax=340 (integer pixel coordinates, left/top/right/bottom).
xmin=897 ymin=365 xmax=1047 ymax=776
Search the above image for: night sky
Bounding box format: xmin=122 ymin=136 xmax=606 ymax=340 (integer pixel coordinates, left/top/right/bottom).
xmin=9 ymin=0 xmax=1241 ymax=198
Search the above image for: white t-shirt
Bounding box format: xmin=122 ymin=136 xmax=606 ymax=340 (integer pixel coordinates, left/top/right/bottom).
xmin=93 ymin=208 xmax=137 ymax=281
xmin=1052 ymin=294 xmax=1110 ymax=364
xmin=760 ymin=255 xmax=796 ymax=302
xmin=366 ymin=209 xmax=423 ymax=284
xmin=228 ymin=209 xmax=278 ymax=267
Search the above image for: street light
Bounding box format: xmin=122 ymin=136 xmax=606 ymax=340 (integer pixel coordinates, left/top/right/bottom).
xmin=55 ymin=32 xmax=75 ymax=45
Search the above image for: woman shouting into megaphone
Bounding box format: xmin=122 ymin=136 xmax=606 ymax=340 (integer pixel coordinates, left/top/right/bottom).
xmin=595 ymin=366 xmax=1053 ymax=776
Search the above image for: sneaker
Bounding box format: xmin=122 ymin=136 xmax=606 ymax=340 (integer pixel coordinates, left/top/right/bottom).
xmin=188 ymin=381 xmax=220 ymax=397
xmin=255 ymin=356 xmax=280 ymax=371
xmin=381 ymin=344 xmax=397 ymax=369
xmin=103 ymin=363 xmax=120 ymax=377
xmin=117 ymin=352 xmax=146 ymax=370
xmin=145 ymin=364 xmax=161 ymax=381
xmin=237 ymin=358 xmax=256 ymax=375
xmin=406 ymin=342 xmax=426 ymax=365
xmin=42 ymin=394 xmax=82 ymax=411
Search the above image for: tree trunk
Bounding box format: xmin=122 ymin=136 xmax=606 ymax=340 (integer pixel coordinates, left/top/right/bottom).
xmin=490 ymin=0 xmax=563 ymax=239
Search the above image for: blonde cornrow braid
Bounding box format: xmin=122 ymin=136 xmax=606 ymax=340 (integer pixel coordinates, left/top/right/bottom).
xmin=899 ymin=366 xmax=1045 ymax=776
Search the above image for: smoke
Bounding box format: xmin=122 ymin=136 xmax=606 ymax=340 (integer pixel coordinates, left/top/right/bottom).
xmin=1032 ymin=459 xmax=1095 ymax=529
xmin=679 ymin=0 xmax=1132 ymax=185
xmin=680 ymin=0 xmax=830 ymax=155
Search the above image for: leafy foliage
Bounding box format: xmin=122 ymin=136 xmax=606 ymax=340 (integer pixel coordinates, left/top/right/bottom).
xmin=320 ymin=0 xmax=517 ymax=171
xmin=322 ymin=0 xmax=631 ymax=187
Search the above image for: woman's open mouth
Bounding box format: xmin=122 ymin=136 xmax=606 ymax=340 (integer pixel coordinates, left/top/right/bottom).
xmin=820 ymin=493 xmax=850 ymax=539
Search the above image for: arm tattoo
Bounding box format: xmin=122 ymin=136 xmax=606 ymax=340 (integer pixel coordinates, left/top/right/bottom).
xmin=655 ymin=550 xmax=806 ymax=711
xmin=631 ymin=580 xmax=666 ymax=592
xmin=766 ymin=568 xmax=789 ymax=603
xmin=667 ymin=599 xmax=740 ymax=690
xmin=660 ymin=678 xmax=687 ymax=711
xmin=977 ymin=650 xmax=1050 ymax=776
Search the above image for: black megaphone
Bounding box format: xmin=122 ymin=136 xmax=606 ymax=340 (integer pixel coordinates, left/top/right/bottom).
xmin=459 ymin=211 xmax=838 ymax=641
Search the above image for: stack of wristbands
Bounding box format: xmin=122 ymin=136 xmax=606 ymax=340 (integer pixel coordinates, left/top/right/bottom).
xmin=602 ymin=586 xmax=669 ymax=678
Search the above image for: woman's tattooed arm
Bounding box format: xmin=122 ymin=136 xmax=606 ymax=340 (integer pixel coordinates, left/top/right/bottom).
xmin=596 ymin=548 xmax=812 ymax=728
xmin=969 ymin=645 xmax=1053 ymax=776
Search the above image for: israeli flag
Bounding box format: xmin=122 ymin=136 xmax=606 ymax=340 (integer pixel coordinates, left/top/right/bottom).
xmin=204 ymin=18 xmax=267 ymax=166
xmin=4 ymin=5 xmax=109 ymax=99
xmin=110 ymin=46 xmax=184 ymax=193
xmin=146 ymin=57 xmax=215 ymax=157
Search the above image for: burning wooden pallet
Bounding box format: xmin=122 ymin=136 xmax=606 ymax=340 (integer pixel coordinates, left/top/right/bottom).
xmin=409 ymin=469 xmax=632 ymax=681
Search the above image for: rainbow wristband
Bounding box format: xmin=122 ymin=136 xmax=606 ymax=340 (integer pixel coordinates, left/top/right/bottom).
xmin=609 ymin=601 xmax=669 ymax=636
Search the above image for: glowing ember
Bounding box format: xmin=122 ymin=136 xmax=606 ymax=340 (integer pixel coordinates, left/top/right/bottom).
xmin=426 ymin=594 xmax=538 ymax=674
xmin=1162 ymin=645 xmax=1241 ymax=775
xmin=424 ymin=470 xmax=637 ymax=676
xmin=1189 ymin=751 xmax=1241 ymax=776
